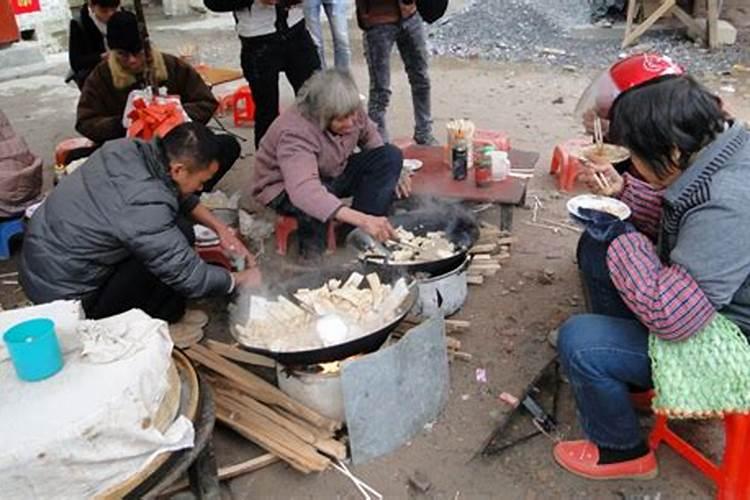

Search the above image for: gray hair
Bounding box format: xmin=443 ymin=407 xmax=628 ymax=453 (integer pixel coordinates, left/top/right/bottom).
xmin=296 ymin=69 xmax=363 ymax=129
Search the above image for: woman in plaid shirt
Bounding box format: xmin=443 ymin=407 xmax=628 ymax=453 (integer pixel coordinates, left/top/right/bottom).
xmin=554 ymin=75 xmax=750 ymax=480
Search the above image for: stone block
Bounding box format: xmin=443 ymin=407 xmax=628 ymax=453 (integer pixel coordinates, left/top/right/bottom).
xmin=688 ymin=18 xmax=738 ymax=45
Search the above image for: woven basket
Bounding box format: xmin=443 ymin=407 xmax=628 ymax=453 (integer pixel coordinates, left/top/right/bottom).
xmin=650 ymin=313 xmax=750 ymax=419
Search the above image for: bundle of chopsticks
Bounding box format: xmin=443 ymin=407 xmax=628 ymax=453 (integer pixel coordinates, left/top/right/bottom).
xmin=590 ymin=117 xmax=611 ymax=192
xmin=446 ymin=119 xmax=475 ymax=141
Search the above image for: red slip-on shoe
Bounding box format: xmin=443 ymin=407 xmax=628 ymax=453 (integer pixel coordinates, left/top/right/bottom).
xmin=553 ymin=440 xmax=658 ymax=480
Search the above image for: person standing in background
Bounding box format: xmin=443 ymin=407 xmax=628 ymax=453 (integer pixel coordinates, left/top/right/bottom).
xmin=68 ymin=0 xmax=120 ymax=89
xmin=303 ymin=0 xmax=351 ymax=70
xmin=204 ymin=0 xmax=321 ymax=148
xmin=356 ymin=0 xmax=437 ymax=145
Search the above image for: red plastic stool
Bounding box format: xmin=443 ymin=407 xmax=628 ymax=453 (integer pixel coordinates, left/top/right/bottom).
xmin=54 ymin=137 xmax=96 ymax=165
xmin=196 ymin=244 xmax=233 ymax=271
xmin=549 ymin=138 xmax=590 ymax=192
xmin=232 ymin=85 xmax=256 ymax=127
xmin=649 ymin=413 xmax=750 ymax=499
xmin=275 ymin=215 xmax=337 ymax=256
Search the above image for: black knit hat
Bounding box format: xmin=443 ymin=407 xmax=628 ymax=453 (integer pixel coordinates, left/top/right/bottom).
xmin=107 ymin=11 xmax=143 ymax=54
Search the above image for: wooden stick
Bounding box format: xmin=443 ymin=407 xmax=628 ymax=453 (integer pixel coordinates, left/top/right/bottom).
xmin=496 ymin=237 xmax=518 ymax=246
xmin=160 ymin=454 xmax=279 ymax=496
xmin=205 ymin=340 xmax=276 ymax=368
xmin=449 ymin=351 xmax=473 ymax=362
xmin=467 ymin=275 xmax=484 ymax=286
xmin=445 ymin=319 xmax=470 ymax=331
xmin=472 ymin=254 xmax=492 ymax=261
xmin=186 ymin=345 xmax=341 ymax=432
xmin=216 ymin=394 xmax=330 ymax=473
xmin=446 ymin=336 xmax=461 ymax=351
xmin=621 ymin=0 xmax=676 ymax=48
xmin=469 ymin=243 xmax=497 ymax=254
xmin=216 ymin=386 xmax=347 ymax=460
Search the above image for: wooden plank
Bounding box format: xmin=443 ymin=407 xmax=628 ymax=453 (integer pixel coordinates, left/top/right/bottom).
xmin=671 ymin=5 xmax=702 ymax=34
xmin=469 ymin=243 xmax=497 ymax=254
xmin=449 ymin=351 xmax=473 ymax=362
xmin=621 ymin=0 xmax=676 ymax=48
xmin=467 ymin=275 xmax=484 ymax=286
xmin=496 ymin=236 xmax=518 ymax=246
xmin=707 ymin=0 xmax=719 ymax=49
xmin=160 ymin=454 xmax=279 ymax=495
xmin=472 ymin=254 xmax=492 ymax=261
xmin=624 ymin=0 xmax=639 ymax=41
xmin=186 ymin=344 xmax=341 ymax=432
xmin=216 ymin=394 xmax=330 ymax=473
xmin=205 ymin=339 xmax=276 ymax=368
xmin=215 ymin=386 xmax=347 ymax=460
xmin=445 ymin=319 xmax=470 ymax=332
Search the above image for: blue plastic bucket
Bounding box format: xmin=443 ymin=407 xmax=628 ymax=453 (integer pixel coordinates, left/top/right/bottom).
xmin=3 ymin=318 xmax=63 ymax=382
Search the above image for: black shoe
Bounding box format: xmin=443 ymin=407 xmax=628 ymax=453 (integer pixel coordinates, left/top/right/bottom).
xmin=414 ymin=134 xmax=440 ymax=146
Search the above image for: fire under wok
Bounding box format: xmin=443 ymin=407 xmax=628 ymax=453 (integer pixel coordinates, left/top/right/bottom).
xmin=350 ymin=206 xmax=480 ymax=276
xmin=230 ymin=264 xmax=418 ymax=366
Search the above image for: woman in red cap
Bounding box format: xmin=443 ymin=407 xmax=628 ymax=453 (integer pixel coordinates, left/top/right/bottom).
xmin=554 ymin=65 xmax=750 ymax=481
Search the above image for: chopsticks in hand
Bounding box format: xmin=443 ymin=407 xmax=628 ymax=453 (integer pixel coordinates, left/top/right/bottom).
xmin=593 ymin=117 xmax=604 ymax=154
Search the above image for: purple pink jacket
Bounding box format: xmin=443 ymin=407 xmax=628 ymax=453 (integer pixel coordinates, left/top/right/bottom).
xmin=251 ymin=106 xmax=383 ymax=222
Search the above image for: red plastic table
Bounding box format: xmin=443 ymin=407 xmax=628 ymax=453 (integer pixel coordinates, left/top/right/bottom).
xmin=402 ymin=145 xmax=540 ymax=231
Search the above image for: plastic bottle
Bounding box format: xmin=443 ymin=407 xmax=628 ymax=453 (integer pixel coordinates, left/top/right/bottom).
xmin=491 ymin=151 xmax=511 ymax=181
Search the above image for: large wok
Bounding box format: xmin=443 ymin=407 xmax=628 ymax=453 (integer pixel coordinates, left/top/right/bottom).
xmin=230 ymin=264 xmax=417 ymax=366
xmin=351 ymin=207 xmax=480 ymax=276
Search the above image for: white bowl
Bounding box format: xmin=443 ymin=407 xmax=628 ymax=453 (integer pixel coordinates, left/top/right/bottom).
xmin=567 ymin=194 xmax=631 ymax=222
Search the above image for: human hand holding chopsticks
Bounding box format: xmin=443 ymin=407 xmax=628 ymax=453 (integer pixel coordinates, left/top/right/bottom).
xmin=579 ymin=159 xmax=624 ymax=197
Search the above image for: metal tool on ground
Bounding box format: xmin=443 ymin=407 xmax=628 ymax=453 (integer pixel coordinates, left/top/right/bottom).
xmin=476 ymin=358 xmax=563 ymax=459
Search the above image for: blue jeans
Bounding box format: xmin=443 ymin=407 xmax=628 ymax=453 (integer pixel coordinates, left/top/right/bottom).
xmin=303 ymin=0 xmax=351 ymax=69
xmin=577 ymin=231 xmax=636 ymax=319
xmin=558 ymin=314 xmax=652 ymax=449
xmin=363 ymin=13 xmax=433 ymax=143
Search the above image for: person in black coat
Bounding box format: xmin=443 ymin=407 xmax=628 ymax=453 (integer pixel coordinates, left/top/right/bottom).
xmin=68 ymin=0 xmax=120 ymax=90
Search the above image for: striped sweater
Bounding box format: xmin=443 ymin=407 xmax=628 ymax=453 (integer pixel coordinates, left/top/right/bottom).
xmin=606 ymin=122 xmax=750 ymax=341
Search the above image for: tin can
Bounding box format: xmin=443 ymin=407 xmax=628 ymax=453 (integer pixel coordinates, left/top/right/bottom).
xmin=451 ymin=142 xmax=468 ymax=180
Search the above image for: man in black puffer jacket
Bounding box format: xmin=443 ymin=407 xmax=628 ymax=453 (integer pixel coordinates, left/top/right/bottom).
xmin=20 ymin=123 xmax=261 ymax=323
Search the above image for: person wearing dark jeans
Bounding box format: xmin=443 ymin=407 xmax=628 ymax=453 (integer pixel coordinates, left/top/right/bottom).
xmin=203 ymin=0 xmax=320 ymax=148
xmin=356 ymin=0 xmax=436 ymax=145
xmin=555 ymin=76 xmax=750 ymax=481
xmin=252 ymin=69 xmax=409 ymax=257
xmin=240 ymin=23 xmax=321 ymax=148
xmin=269 ymin=145 xmax=402 ymax=255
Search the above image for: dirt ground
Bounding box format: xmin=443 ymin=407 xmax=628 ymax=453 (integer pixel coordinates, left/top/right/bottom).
xmin=1 ymin=10 xmax=750 ymax=499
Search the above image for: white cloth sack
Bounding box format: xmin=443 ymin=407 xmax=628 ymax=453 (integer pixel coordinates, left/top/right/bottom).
xmin=0 ymin=307 xmax=194 ymax=499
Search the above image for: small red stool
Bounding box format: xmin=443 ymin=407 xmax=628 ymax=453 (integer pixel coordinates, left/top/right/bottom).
xmin=649 ymin=413 xmax=750 ymax=499
xmin=54 ymin=137 xmax=96 ymax=165
xmin=549 ymin=138 xmax=590 ymax=192
xmin=232 ymin=85 xmax=256 ymax=127
xmin=275 ymin=215 xmax=337 ymax=256
xmin=196 ymin=244 xmax=233 ymax=270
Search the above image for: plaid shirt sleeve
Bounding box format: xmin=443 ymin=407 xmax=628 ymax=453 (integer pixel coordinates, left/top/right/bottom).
xmin=606 ymin=232 xmax=715 ymax=341
xmin=618 ymin=173 xmax=663 ymax=241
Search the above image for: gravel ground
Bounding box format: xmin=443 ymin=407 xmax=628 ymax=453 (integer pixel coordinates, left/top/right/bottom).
xmin=427 ymin=0 xmax=750 ymax=74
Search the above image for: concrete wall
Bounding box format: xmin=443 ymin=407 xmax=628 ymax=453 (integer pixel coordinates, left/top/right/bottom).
xmin=16 ymin=0 xmax=71 ymax=52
